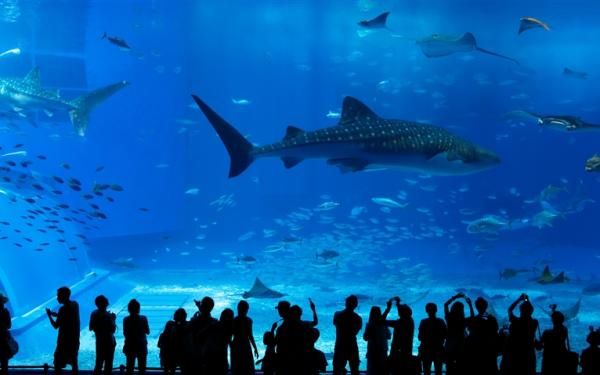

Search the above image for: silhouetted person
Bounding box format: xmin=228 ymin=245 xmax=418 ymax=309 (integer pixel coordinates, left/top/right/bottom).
xmin=0 ymin=293 xmax=12 ymax=375
xmin=539 ymin=309 xmax=568 ymax=375
xmin=307 ymin=328 xmax=327 ymax=375
xmin=384 ymin=297 xmax=416 ymax=374
xmin=500 ymin=293 xmax=539 ymax=375
xmin=158 ymin=308 xmax=188 ymax=375
xmin=123 ymin=299 xmax=149 ymax=375
xmin=231 ymin=300 xmax=258 ymax=375
xmin=46 ymin=286 xmax=80 ymax=375
xmin=444 ymin=293 xmax=473 ymax=375
xmin=274 ymin=300 xmax=301 ymax=375
xmin=256 ymin=330 xmax=276 ymax=375
xmin=333 ymin=295 xmax=362 ymax=375
xmin=189 ymin=296 xmax=217 ymax=375
xmin=201 ymin=308 xmax=234 ymax=375
xmin=89 ymin=295 xmax=116 ymax=375
xmin=581 ymin=327 xmax=600 ymax=375
xmin=418 ymin=302 xmax=447 ymax=375
xmin=363 ymin=304 xmax=391 ymax=375
xmin=464 ymin=296 xmax=499 ymax=375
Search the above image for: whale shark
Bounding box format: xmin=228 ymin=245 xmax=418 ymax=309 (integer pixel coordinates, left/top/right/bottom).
xmin=193 ymin=95 xmax=500 ymax=178
xmin=0 ymin=67 xmax=129 ymax=136
xmin=242 ymin=277 xmax=286 ymax=299
xmin=417 ymin=32 xmax=519 ymax=64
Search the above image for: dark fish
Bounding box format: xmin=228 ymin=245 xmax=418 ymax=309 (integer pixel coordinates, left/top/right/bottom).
xmin=69 ymin=246 xmax=77 ymax=250
xmin=14 ymin=243 xmax=22 ymax=248
xmin=32 ymin=183 xmax=44 ymax=191
xmin=52 ymin=190 xmax=63 ymax=195
xmin=37 ymin=155 xmax=47 ymax=160
xmin=110 ymin=184 xmax=124 ymax=192
xmin=40 ymin=242 xmax=50 ymax=246
xmin=69 ymin=177 xmax=82 ymax=186
xmin=68 ymin=257 xmax=77 ymax=261
xmin=69 ymin=184 xmax=82 ymax=192
xmin=35 ymin=248 xmax=43 ymax=251
xmin=14 ymin=143 xmax=23 ymax=148
xmin=96 ymin=166 xmax=104 ymax=172
xmin=101 ymin=32 xmax=132 ymax=50
xmin=563 ymin=67 xmax=588 ymax=79
xmin=24 ymin=238 xmax=33 ymax=242
xmin=53 ymin=176 xmax=64 ymax=183
xmin=25 ymin=198 xmax=36 ymax=204
xmin=138 ymin=207 xmax=149 ymax=212
xmin=90 ymin=203 xmax=100 ymax=210
xmin=0 ymin=236 xmax=7 ymax=240
xmin=60 ymin=163 xmax=71 ymax=169
xmin=20 ymin=161 xmax=32 ymax=168
xmin=92 ymin=211 xmax=107 ymax=219
xmin=83 ymin=194 xmax=94 ymax=199
xmin=6 ymin=161 xmax=16 ymax=167
xmin=58 ymin=204 xmax=70 ymax=209
xmin=106 ymin=197 xmax=115 ymax=203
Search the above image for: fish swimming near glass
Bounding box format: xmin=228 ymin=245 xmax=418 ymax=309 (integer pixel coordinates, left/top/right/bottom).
xmin=0 ymin=67 xmax=129 ymax=136
xmin=192 ymin=95 xmax=500 ymax=178
xmin=416 ymin=32 xmax=519 ymax=65
xmin=563 ymin=67 xmax=588 ymax=79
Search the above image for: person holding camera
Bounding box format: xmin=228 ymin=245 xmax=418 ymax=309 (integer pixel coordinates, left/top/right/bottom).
xmin=500 ymin=293 xmax=540 ymax=375
xmin=443 ymin=293 xmax=473 ymax=375
xmin=47 ymin=286 xmax=80 ymax=375
xmin=89 ymin=295 xmax=117 ymax=375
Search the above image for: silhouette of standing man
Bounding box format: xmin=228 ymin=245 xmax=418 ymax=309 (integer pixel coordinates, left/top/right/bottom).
xmin=333 ymin=295 xmax=362 ymax=375
xmin=89 ymin=295 xmax=116 ymax=375
xmin=47 ymin=286 xmax=80 ymax=375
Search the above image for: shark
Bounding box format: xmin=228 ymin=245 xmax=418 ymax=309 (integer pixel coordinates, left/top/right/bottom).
xmin=242 ymin=278 xmax=286 ymax=299
xmin=0 ymin=67 xmax=129 ymax=136
xmin=416 ymin=32 xmax=520 ymax=65
xmin=192 ymin=95 xmax=500 ymax=178
xmin=506 ymin=110 xmax=600 ymax=132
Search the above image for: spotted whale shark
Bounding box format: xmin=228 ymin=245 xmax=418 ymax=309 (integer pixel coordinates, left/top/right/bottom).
xmin=0 ymin=67 xmax=129 ymax=136
xmin=193 ymin=95 xmax=500 ymax=177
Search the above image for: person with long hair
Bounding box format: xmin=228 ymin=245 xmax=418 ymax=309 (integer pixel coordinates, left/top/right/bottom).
xmin=363 ymin=304 xmax=391 ymax=375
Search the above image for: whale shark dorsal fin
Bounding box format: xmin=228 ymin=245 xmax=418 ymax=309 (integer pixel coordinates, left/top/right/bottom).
xmin=24 ymin=67 xmax=41 ymax=86
xmin=284 ymin=126 xmax=304 ymax=140
xmin=339 ymin=97 xmax=379 ymax=125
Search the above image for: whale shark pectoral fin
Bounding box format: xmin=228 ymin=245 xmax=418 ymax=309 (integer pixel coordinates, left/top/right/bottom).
xmin=284 ymin=126 xmax=305 ymax=140
xmin=281 ymin=157 xmax=303 ymax=169
xmin=327 ymin=158 xmax=369 ymax=173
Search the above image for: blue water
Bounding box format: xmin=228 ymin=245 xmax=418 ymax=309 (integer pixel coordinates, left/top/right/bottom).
xmin=1 ymin=0 xmax=599 ymax=370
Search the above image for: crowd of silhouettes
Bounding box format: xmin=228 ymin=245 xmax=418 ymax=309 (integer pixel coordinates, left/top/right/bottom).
xmin=0 ymin=287 xmax=599 ymax=374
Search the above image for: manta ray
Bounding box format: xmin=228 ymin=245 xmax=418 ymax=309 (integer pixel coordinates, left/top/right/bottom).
xmin=193 ymin=95 xmax=500 ymax=177
xmin=518 ymin=17 xmax=550 ymax=34
xmin=505 ymin=110 xmax=600 ymax=132
xmin=242 ymin=278 xmax=286 ymax=299
xmin=416 ymin=32 xmax=519 ymax=64
xmin=358 ymin=11 xmax=390 ymax=29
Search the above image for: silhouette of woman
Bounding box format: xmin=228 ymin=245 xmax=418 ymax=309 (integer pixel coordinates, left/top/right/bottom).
xmin=363 ymin=305 xmax=391 ymax=375
xmin=540 ymin=309 xmax=568 ymax=375
xmin=231 ymin=301 xmax=259 ymax=375
xmin=123 ymin=299 xmax=150 ymax=375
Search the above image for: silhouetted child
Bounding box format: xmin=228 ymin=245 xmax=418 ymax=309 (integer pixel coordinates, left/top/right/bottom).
xmin=581 ymin=327 xmax=600 ymax=375
xmin=89 ymin=295 xmax=116 ymax=375
xmin=307 ymin=328 xmax=327 ymax=375
xmin=256 ymin=330 xmax=276 ymax=375
xmin=158 ymin=308 xmax=188 ymax=375
xmin=123 ymin=299 xmax=150 ymax=375
xmin=333 ymin=295 xmax=363 ymax=375
xmin=418 ymin=302 xmax=447 ymax=375
xmin=46 ymin=286 xmax=80 ymax=375
xmin=0 ymin=292 xmax=12 ymax=375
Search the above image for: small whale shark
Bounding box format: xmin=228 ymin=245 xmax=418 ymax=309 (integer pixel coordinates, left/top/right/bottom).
xmin=193 ymin=95 xmax=500 ymax=178
xmin=358 ymin=11 xmax=390 ymax=29
xmin=0 ymin=67 xmax=129 ymax=136
xmin=507 ymin=111 xmax=600 ymax=132
xmin=417 ymin=32 xmax=519 ymax=65
xmin=242 ymin=277 xmax=286 ymax=299
xmin=563 ymin=67 xmax=588 ymax=80
xmin=518 ymin=17 xmax=550 ymax=34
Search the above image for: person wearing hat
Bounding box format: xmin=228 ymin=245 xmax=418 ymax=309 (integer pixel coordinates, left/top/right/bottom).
xmin=0 ymin=293 xmax=11 ymax=375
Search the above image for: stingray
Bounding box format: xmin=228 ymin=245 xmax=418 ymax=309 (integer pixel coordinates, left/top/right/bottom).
xmin=358 ymin=11 xmax=390 ymax=29
xmin=242 ymin=277 xmax=286 ymax=299
xmin=564 ymin=67 xmax=588 ymax=80
xmin=416 ymin=32 xmax=519 ymax=65
xmin=542 ymin=298 xmax=581 ymax=321
xmin=518 ymin=17 xmax=550 ymax=34
xmin=504 ymin=110 xmax=600 ymax=132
